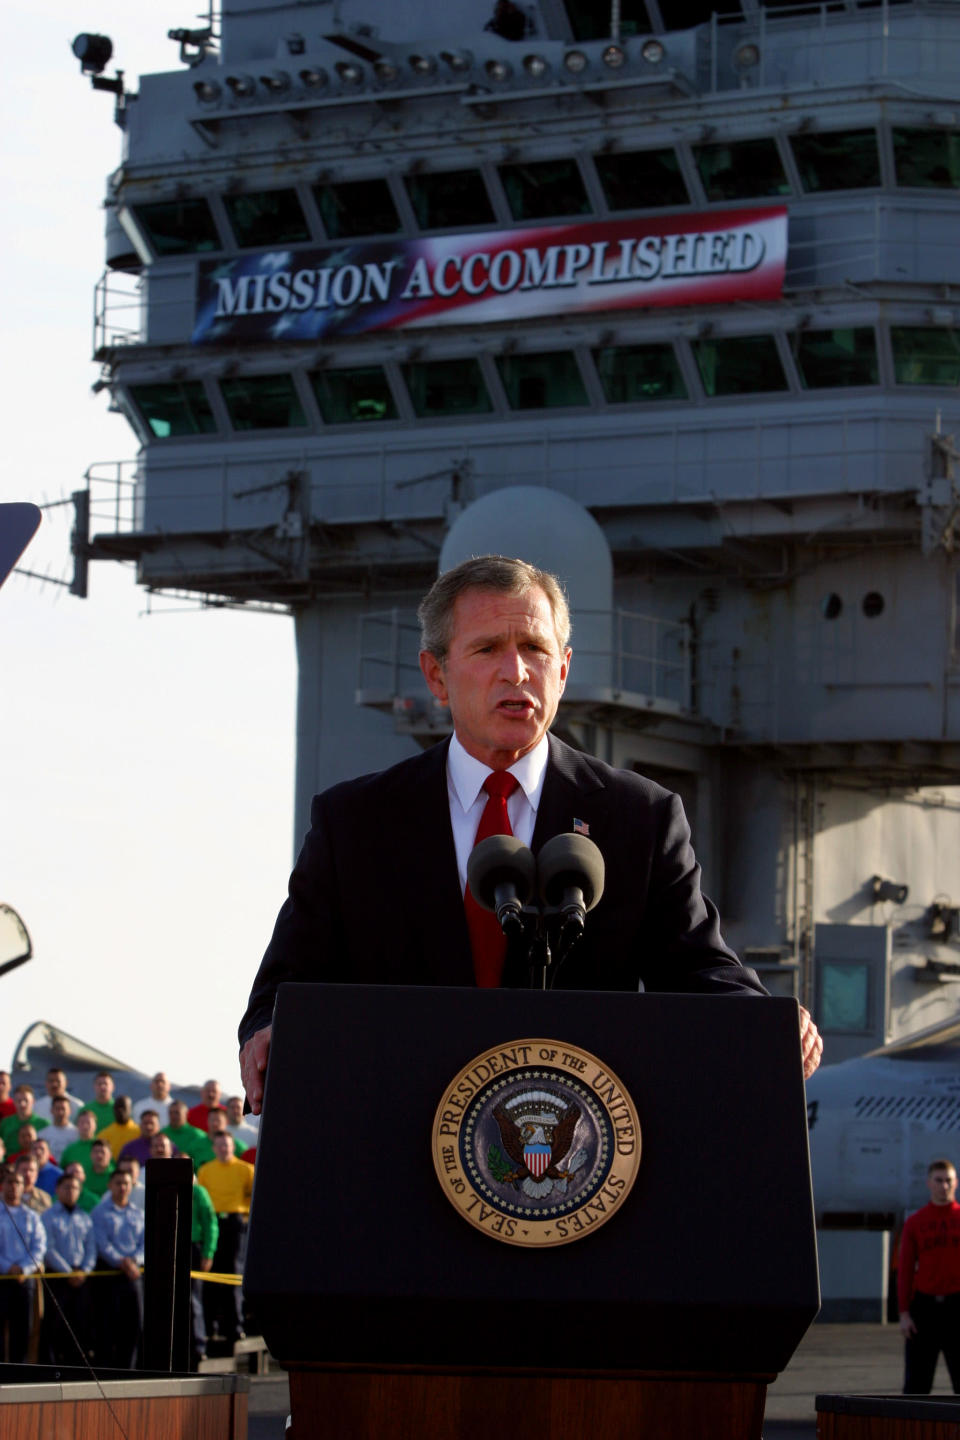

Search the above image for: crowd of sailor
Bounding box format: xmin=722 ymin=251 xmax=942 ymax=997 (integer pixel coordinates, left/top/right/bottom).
xmin=0 ymin=1065 xmax=257 ymax=1368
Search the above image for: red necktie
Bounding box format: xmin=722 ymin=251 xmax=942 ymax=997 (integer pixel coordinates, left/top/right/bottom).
xmin=465 ymin=772 xmax=520 ymax=988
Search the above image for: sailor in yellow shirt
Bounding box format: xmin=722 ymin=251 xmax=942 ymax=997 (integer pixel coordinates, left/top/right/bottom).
xmin=96 ymin=1096 xmax=141 ymax=1159
xmin=197 ymin=1133 xmax=254 ymax=1215
xmin=197 ymin=1133 xmax=253 ymax=1348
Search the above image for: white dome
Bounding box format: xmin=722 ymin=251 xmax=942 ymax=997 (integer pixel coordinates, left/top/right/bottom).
xmin=439 ymin=488 xmax=613 ymax=686
xmin=439 ymin=487 xmax=612 ymax=612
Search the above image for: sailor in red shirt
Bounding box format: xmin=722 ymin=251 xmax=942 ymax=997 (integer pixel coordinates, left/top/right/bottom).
xmin=898 ymin=1158 xmax=960 ymax=1393
xmin=0 ymin=1071 xmax=14 ymax=1122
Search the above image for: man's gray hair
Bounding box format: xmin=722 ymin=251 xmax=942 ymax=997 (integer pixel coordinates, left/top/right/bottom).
xmin=418 ymin=555 xmax=571 ymax=660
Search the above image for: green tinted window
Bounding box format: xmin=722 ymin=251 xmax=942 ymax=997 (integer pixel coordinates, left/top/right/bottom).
xmin=223 ymin=189 xmax=310 ymax=248
xmin=794 ymin=328 xmax=878 ymax=388
xmin=132 ymin=200 xmax=221 ymax=256
xmin=499 ymin=160 xmax=591 ymax=221
xmin=131 ymin=382 xmax=217 ymax=438
xmin=693 ymin=335 xmax=788 ymax=396
xmin=314 ymin=179 xmax=402 ymax=239
xmin=403 ymin=359 xmax=492 ymax=417
xmin=892 ymin=128 xmax=960 ymax=189
xmin=594 ymin=345 xmax=687 ymax=403
xmin=310 ymin=367 xmax=397 ymax=423
xmin=497 ymin=352 xmax=588 ymax=409
xmin=790 ymin=131 xmax=881 ymax=192
xmin=693 ymin=139 xmax=789 ymax=201
xmin=819 ymin=961 xmax=870 ymax=1033
xmin=220 ymin=375 xmax=306 ymax=430
xmin=891 ymin=327 xmax=960 ymax=386
xmin=405 ymin=171 xmax=495 ymax=231
xmin=563 ymin=0 xmax=651 ymax=38
xmin=594 ymin=149 xmax=689 ymax=211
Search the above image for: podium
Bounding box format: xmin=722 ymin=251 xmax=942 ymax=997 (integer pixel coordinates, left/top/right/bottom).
xmin=244 ymin=984 xmax=819 ymax=1439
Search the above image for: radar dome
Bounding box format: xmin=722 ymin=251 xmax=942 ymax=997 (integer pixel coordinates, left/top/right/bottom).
xmin=439 ymin=488 xmax=613 ymax=687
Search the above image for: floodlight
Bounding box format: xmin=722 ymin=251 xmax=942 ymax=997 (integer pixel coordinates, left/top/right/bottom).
xmin=72 ymin=33 xmax=113 ymax=76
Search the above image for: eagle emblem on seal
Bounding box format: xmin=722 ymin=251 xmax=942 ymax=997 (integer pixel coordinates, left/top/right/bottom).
xmin=489 ymin=1088 xmax=588 ymax=1199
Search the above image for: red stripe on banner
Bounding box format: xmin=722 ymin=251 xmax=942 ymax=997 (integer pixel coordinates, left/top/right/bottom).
xmin=381 ymin=208 xmax=787 ymax=331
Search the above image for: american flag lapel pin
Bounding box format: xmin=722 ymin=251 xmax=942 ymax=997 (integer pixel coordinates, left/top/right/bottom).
xmin=573 ymin=817 xmax=590 ymax=836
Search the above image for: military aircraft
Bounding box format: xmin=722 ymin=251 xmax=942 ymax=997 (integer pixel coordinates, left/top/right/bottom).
xmin=807 ymin=1015 xmax=960 ymax=1229
xmin=7 ymin=1019 xmax=204 ymax=1110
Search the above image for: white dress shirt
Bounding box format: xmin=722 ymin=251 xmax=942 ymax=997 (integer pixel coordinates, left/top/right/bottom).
xmin=446 ymin=733 xmax=550 ymax=894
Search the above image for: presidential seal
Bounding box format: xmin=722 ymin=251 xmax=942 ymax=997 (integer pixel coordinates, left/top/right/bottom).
xmin=431 ymin=1038 xmax=640 ymax=1248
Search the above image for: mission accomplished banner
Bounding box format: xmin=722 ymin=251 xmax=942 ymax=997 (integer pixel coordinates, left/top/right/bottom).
xmin=192 ymin=207 xmax=787 ymax=344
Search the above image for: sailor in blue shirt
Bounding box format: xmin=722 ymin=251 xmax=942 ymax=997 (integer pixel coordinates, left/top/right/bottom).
xmin=31 ymin=1138 xmax=64 ymax=1197
xmin=92 ymin=1169 xmax=145 ymax=1368
xmin=0 ymin=1165 xmax=46 ymax=1362
xmin=42 ymin=1170 xmax=97 ymax=1363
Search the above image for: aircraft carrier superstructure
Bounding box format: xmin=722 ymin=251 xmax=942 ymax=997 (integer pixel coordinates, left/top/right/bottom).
xmin=78 ymin=0 xmax=960 ymax=1069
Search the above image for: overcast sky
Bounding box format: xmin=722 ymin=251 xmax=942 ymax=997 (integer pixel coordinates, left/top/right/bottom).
xmin=0 ymin=3 xmax=298 ymax=1096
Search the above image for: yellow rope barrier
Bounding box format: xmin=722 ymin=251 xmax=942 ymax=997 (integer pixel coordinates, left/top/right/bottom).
xmin=0 ymin=1268 xmax=242 ymax=1284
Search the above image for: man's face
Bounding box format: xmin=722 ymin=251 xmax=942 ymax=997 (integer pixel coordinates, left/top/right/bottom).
xmin=202 ymin=1080 xmax=221 ymax=1107
xmin=150 ymin=1134 xmax=173 ymax=1159
xmin=77 ymin=1110 xmax=97 ymax=1139
xmin=419 ymin=586 xmax=570 ymax=770
xmin=52 ymin=1098 xmax=71 ymax=1125
xmin=59 ymin=1176 xmax=82 ymax=1208
xmin=110 ymin=1172 xmax=132 ymax=1206
xmin=152 ymin=1073 xmax=170 ymax=1100
xmin=17 ymin=1126 xmax=37 ymax=1151
xmin=14 ymin=1089 xmax=33 ymax=1119
xmin=31 ymin=1141 xmax=50 ymax=1168
xmin=928 ymin=1166 xmax=958 ymax=1205
xmin=168 ymin=1102 xmax=186 ymax=1128
xmin=140 ymin=1112 xmax=159 ymax=1138
xmin=17 ymin=1157 xmax=38 ymax=1188
xmin=91 ymin=1143 xmax=111 ymax=1174
xmin=213 ymin=1133 xmax=234 ymax=1163
xmin=207 ymin=1109 xmax=227 ymax=1137
xmin=2 ymin=1170 xmax=23 ymax=1206
xmin=94 ymin=1074 xmax=114 ymax=1103
xmin=114 ymin=1096 xmax=132 ymax=1124
xmin=226 ymin=1097 xmax=244 ymax=1126
xmin=46 ymin=1070 xmax=67 ymax=1098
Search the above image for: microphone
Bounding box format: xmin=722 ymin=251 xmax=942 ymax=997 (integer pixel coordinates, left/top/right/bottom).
xmin=467 ymin=836 xmax=537 ymax=937
xmin=537 ymin=833 xmax=605 ymax=939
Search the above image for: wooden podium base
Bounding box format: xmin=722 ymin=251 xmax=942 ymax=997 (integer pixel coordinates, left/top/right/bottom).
xmin=286 ymin=1364 xmax=770 ymax=1440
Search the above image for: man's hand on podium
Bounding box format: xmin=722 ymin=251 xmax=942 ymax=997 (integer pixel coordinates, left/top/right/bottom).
xmin=799 ymin=1006 xmax=822 ymax=1079
xmin=240 ymin=1024 xmax=272 ymax=1115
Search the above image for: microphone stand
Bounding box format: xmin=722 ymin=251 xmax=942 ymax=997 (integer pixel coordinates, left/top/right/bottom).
xmin=525 ymin=912 xmax=553 ymax=991
xmin=516 ymin=907 xmax=584 ymax=990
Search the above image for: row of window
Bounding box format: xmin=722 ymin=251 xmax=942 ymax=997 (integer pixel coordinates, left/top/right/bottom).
xmin=127 ymin=127 xmax=960 ymax=259
xmin=128 ymin=326 xmax=960 ymax=437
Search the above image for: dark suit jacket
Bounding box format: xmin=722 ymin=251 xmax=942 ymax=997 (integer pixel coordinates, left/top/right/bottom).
xmin=239 ymin=735 xmax=764 ymax=1046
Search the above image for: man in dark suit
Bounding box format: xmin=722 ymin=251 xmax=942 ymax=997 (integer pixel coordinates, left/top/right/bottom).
xmin=240 ymin=555 xmax=822 ymax=1109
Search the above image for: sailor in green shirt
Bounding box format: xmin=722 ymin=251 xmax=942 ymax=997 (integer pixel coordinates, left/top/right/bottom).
xmin=84 ymin=1072 xmax=117 ymax=1132
xmin=163 ymin=1099 xmax=211 ymax=1173
xmin=60 ymin=1108 xmax=100 ymax=1174
xmin=0 ymin=1086 xmax=49 ymax=1152
xmin=61 ymin=1160 xmax=101 ymax=1213
xmin=83 ymin=1138 xmax=116 ymax=1201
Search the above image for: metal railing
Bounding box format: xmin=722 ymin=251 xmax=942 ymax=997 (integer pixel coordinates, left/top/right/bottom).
xmin=84 ymin=460 xmax=142 ymax=535
xmin=93 ymin=271 xmax=144 ymax=354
